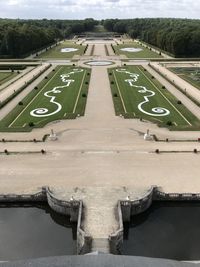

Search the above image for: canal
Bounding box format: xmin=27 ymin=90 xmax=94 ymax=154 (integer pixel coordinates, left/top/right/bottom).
xmin=0 ymin=203 xmax=76 ymax=261
xmin=123 ymin=201 xmax=200 ymax=261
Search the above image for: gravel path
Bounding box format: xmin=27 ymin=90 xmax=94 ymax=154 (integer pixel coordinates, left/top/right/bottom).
xmin=0 ymin=64 xmax=52 ymax=120
xmin=145 ymin=63 xmax=200 ymax=120
xmin=0 ymin=41 xmax=200 ymax=196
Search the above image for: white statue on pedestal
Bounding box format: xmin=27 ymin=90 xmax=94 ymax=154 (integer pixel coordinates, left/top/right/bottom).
xmin=144 ymin=129 xmax=153 ymax=141
xmin=49 ymin=129 xmax=57 ymax=141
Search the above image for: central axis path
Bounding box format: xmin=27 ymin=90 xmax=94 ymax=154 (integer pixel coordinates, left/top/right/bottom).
xmin=84 ymin=66 xmax=117 ymax=126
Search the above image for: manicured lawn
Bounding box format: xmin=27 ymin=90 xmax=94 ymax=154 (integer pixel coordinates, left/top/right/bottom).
xmin=37 ymin=41 xmax=86 ymax=59
xmin=0 ymin=72 xmax=18 ymax=86
xmin=169 ymin=67 xmax=200 ymax=90
xmin=109 ymin=66 xmax=200 ymax=130
xmin=0 ymin=66 xmax=91 ymax=132
xmin=113 ymin=42 xmax=163 ymax=58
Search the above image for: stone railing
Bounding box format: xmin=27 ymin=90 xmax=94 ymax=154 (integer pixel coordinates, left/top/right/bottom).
xmin=109 ymin=186 xmax=156 ymax=254
xmin=120 ymin=186 xmax=156 ymax=222
xmin=1 ymin=186 xmax=200 ymax=255
xmin=46 ymin=187 xmax=91 ymax=254
xmin=109 ymin=201 xmax=124 ymax=254
xmin=154 ymin=189 xmax=200 ymax=201
xmin=46 ymin=187 xmax=79 ymax=222
xmin=77 ymin=201 xmax=92 ymax=254
xmin=0 ymin=187 xmax=46 ymax=202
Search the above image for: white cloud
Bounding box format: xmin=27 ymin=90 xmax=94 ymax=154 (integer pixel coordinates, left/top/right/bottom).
xmin=0 ymin=0 xmax=199 ymax=19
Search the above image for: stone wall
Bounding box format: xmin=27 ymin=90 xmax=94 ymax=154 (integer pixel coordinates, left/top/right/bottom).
xmin=1 ymin=186 xmax=200 ymax=255
xmin=46 ymin=187 xmax=80 ymax=222
xmin=109 ymin=201 xmax=124 ymax=254
xmin=0 ymin=187 xmax=46 ymax=202
xmin=77 ymin=201 xmax=92 ymax=254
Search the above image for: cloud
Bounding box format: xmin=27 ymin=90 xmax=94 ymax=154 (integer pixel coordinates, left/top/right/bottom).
xmin=0 ymin=0 xmax=199 ymax=19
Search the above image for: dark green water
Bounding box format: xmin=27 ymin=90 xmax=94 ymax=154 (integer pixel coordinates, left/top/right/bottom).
xmin=123 ymin=201 xmax=200 ymax=261
xmin=0 ymin=203 xmax=76 ymax=261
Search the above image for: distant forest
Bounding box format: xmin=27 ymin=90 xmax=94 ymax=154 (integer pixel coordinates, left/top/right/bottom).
xmin=103 ymin=18 xmax=200 ymax=57
xmin=0 ymin=18 xmax=98 ymax=58
xmin=0 ymin=18 xmax=200 ymax=58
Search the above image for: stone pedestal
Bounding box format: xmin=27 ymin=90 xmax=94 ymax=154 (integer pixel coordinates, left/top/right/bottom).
xmin=144 ymin=129 xmax=153 ymax=141
xmin=49 ymin=129 xmax=57 ymax=141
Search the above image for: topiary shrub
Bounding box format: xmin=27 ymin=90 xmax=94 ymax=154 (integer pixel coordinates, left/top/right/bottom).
xmin=162 ymin=86 xmax=165 ymax=89
xmin=34 ymin=86 xmax=38 ymax=90
xmin=166 ymin=121 xmax=173 ymax=126
xmin=18 ymin=101 xmax=23 ymax=106
xmin=29 ymin=122 xmax=35 ymax=127
xmin=177 ymin=100 xmax=182 ymax=104
xmin=41 ymin=149 xmax=46 ymax=154
xmin=113 ymin=93 xmax=118 ymax=97
xmin=4 ymin=149 xmax=9 ymax=155
xmin=111 ymin=81 xmax=114 ymax=85
xmin=82 ymin=93 xmax=87 ymax=98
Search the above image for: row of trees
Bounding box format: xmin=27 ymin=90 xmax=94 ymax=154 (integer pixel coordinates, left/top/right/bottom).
xmin=103 ymin=18 xmax=200 ymax=57
xmin=0 ymin=18 xmax=98 ymax=58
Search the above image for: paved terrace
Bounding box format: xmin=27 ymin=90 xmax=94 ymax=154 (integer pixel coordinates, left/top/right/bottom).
xmin=0 ymin=43 xmax=200 ymax=193
xmin=0 ymin=42 xmax=200 ymax=254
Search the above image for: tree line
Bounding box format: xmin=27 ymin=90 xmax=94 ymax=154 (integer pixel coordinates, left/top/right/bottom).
xmin=0 ymin=18 xmax=98 ymax=58
xmin=103 ymin=18 xmax=200 ymax=57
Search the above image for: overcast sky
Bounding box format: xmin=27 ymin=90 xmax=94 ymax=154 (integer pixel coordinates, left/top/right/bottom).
xmin=0 ymin=0 xmax=199 ymax=20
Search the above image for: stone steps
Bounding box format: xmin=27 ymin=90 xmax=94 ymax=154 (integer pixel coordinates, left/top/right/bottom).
xmin=91 ymin=238 xmax=110 ymax=254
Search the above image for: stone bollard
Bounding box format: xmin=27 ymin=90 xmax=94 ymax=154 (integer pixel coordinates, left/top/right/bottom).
xmin=70 ymin=201 xmax=80 ymax=222
xmin=121 ymin=201 xmax=131 ymax=222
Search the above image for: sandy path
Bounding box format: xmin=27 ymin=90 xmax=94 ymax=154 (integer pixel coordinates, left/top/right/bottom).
xmin=93 ymin=44 xmax=106 ymax=57
xmin=0 ymin=67 xmax=34 ymax=92
xmin=106 ymin=44 xmax=115 ymax=56
xmin=0 ymin=64 xmax=52 ymax=120
xmin=135 ymin=40 xmax=173 ymax=59
xmin=84 ymin=66 xmax=117 ymax=126
xmin=1 ymin=150 xmax=200 ymax=194
xmin=151 ymin=62 xmax=200 ymax=103
xmin=1 ymin=40 xmax=200 ymax=196
xmin=145 ymin=64 xmax=200 ymax=120
xmin=0 ymin=64 xmax=50 ymax=103
xmin=84 ymin=44 xmax=93 ymax=56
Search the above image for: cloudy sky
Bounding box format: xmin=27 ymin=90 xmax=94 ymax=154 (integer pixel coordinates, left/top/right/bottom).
xmin=0 ymin=0 xmax=199 ymax=19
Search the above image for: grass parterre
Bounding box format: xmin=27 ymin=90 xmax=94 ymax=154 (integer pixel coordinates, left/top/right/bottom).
xmin=109 ymin=65 xmax=200 ymax=130
xmin=0 ymin=66 xmax=91 ymax=132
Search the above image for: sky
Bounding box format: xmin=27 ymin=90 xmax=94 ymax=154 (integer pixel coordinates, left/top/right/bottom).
xmin=0 ymin=0 xmax=199 ymax=20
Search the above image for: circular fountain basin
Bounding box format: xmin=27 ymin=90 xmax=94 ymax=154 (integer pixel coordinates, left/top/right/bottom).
xmin=85 ymin=60 xmax=114 ymax=66
xmin=120 ymin=47 xmax=143 ymax=52
xmin=61 ymin=48 xmax=78 ymax=53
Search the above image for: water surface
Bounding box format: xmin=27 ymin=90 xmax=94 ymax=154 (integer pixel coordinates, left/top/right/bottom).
xmin=0 ymin=203 xmax=76 ymax=261
xmin=123 ymin=201 xmax=200 ymax=261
